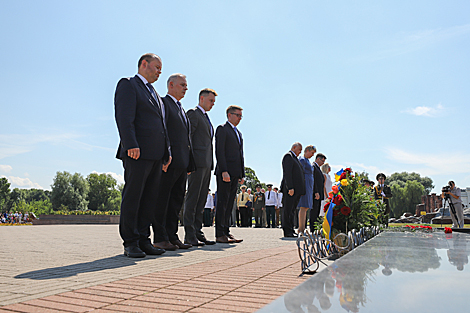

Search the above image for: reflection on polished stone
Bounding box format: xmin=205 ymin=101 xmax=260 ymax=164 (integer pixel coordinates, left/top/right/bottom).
xmin=258 ymin=231 xmax=470 ymax=313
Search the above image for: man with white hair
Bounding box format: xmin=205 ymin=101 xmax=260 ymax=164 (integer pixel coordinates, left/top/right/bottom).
xmin=280 ymin=143 xmax=306 ymax=237
xmin=153 ymin=74 xmax=195 ymax=251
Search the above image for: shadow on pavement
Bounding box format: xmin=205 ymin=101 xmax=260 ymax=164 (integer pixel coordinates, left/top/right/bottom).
xmin=14 ymin=243 xmax=235 ymax=280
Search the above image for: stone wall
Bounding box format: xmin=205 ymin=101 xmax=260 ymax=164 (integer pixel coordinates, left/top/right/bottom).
xmin=421 ymin=193 xmax=443 ymax=213
xmin=33 ymin=215 xmax=119 ymax=225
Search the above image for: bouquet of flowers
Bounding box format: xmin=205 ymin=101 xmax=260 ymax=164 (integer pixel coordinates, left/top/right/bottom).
xmin=320 ymin=168 xmax=386 ymax=235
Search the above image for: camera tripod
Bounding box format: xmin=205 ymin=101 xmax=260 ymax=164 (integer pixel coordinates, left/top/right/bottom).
xmin=441 ymin=194 xmax=460 ymax=228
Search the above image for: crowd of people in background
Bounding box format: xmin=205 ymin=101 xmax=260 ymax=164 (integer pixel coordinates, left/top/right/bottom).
xmin=0 ymin=212 xmax=34 ymax=224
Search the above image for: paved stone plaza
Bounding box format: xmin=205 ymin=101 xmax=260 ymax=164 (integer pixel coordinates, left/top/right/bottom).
xmin=0 ymin=225 xmax=325 ymax=312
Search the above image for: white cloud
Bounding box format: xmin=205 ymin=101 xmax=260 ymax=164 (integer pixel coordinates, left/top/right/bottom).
xmin=386 ymin=148 xmax=470 ymax=176
xmin=6 ymin=176 xmax=43 ymax=189
xmin=0 ymin=164 xmax=13 ymax=173
xmin=0 ymin=132 xmax=113 ymax=159
xmin=403 ymin=103 xmax=444 ymax=117
xmin=91 ymin=171 xmax=124 ymax=185
xmin=359 ymin=24 xmax=470 ymax=62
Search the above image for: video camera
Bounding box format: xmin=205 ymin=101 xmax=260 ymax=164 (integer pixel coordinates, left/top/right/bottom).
xmin=442 ymin=185 xmax=451 ymax=193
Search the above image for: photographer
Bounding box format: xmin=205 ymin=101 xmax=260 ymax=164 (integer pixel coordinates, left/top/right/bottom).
xmin=442 ymin=181 xmax=464 ymax=228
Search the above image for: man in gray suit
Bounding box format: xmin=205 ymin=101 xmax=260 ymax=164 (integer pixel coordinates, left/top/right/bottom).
xmin=183 ymin=88 xmax=217 ymax=246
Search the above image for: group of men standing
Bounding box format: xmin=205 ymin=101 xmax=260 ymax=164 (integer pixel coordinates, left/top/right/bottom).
xmin=280 ymin=143 xmax=327 ymax=237
xmin=114 ymin=53 xmax=244 ymax=258
xmin=237 ymin=184 xmax=283 ymax=228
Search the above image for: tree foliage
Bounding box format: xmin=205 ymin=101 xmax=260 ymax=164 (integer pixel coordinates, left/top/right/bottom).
xmin=51 ymin=171 xmax=89 ymax=211
xmin=0 ymin=177 xmax=11 ymax=212
xmin=385 ymin=171 xmax=431 ymax=217
xmin=386 ymin=172 xmax=434 ymax=194
xmin=86 ymin=173 xmax=121 ymax=211
xmin=243 ymin=167 xmax=265 ymax=191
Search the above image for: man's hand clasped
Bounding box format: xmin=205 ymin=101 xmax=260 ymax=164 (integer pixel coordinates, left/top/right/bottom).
xmin=127 ymin=148 xmax=140 ymax=160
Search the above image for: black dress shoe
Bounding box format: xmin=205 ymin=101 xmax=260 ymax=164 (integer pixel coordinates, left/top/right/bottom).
xmin=140 ymin=243 xmax=165 ymax=255
xmin=284 ymin=233 xmax=297 ymax=238
xmin=185 ymin=239 xmax=205 ymax=246
xmin=198 ymin=237 xmax=216 ymax=245
xmin=124 ymin=246 xmax=146 ymax=258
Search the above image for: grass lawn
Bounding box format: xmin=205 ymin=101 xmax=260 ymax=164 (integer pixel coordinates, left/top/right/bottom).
xmin=389 ymin=223 xmax=470 ymax=228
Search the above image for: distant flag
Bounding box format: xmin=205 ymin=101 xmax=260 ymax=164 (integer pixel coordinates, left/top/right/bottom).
xmin=335 ymin=169 xmax=344 ymax=182
xmin=322 ymin=202 xmax=336 ymax=240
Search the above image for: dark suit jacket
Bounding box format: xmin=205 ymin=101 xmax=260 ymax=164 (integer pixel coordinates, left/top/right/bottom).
xmin=280 ymin=151 xmax=306 ymax=196
xmin=313 ymin=162 xmax=325 ymax=201
xmin=214 ymin=122 xmax=245 ymax=179
xmin=186 ymin=107 xmax=213 ymax=169
xmin=114 ymin=75 xmax=169 ymax=161
xmin=162 ymin=95 xmax=195 ymax=172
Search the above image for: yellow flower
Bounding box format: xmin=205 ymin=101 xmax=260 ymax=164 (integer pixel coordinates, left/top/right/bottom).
xmin=341 ymin=179 xmax=349 ymax=186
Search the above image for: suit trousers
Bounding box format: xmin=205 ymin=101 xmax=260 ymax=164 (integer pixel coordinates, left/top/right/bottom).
xmin=282 ymin=193 xmax=301 ymax=236
xmin=120 ymin=157 xmax=162 ymax=247
xmin=152 ymin=167 xmax=187 ymax=243
xmin=266 ymin=206 xmax=276 ymax=228
xmin=239 ymin=206 xmax=249 ymax=227
xmin=203 ymin=208 xmax=213 ymax=227
xmin=184 ymin=167 xmax=211 ymax=241
xmin=309 ymin=199 xmax=321 ymax=232
xmin=215 ymin=174 xmax=239 ymax=238
xmin=254 ymin=208 xmax=263 ymax=227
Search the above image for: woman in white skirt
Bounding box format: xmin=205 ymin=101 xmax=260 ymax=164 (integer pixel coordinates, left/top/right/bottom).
xmin=320 ymin=163 xmax=333 ymax=217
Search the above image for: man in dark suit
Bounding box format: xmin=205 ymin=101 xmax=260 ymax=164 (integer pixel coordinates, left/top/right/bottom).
xmin=280 ymin=143 xmax=306 ymax=237
xmin=152 ymin=74 xmax=195 ymax=251
xmin=310 ymin=153 xmax=327 ymax=232
xmin=215 ymin=105 xmax=245 ymax=243
xmin=114 ymin=53 xmax=171 ymax=258
xmin=183 ymin=88 xmax=217 ymax=246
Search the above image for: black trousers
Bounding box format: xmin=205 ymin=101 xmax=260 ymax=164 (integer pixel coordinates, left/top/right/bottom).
xmin=119 ymin=157 xmax=162 ymax=247
xmin=266 ymin=205 xmax=276 ymax=228
xmin=203 ymin=208 xmax=213 ymax=227
xmin=184 ymin=167 xmax=211 ymax=241
xmin=152 ymin=167 xmax=187 ymax=243
xmin=239 ymin=206 xmax=250 ymax=227
xmin=281 ymin=192 xmax=301 ymax=236
xmin=215 ymin=174 xmax=239 ymax=238
xmin=309 ymin=198 xmax=321 ymax=232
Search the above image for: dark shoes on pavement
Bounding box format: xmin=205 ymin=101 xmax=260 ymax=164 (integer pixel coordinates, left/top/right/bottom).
xmin=141 ymin=243 xmax=166 ymax=255
xmin=185 ymin=238 xmax=206 ymax=246
xmin=216 ymin=235 xmax=243 ymax=243
xmin=197 ymin=236 xmax=216 ymax=245
xmin=228 ymin=234 xmax=243 ymax=243
xmin=171 ymin=239 xmax=192 ymax=249
xmin=124 ymin=246 xmax=146 ymax=258
xmin=153 ymin=241 xmax=179 ymax=251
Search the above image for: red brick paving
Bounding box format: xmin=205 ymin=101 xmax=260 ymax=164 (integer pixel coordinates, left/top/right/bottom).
xmin=1 ymin=245 xmax=306 ymax=312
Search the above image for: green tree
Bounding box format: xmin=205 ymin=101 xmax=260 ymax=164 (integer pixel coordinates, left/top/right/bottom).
xmin=243 ymin=167 xmax=263 ymax=191
xmin=386 ymin=172 xmax=434 ymax=194
xmin=86 ymin=173 xmax=121 ymax=211
xmin=51 ymin=171 xmax=89 ymax=211
xmin=0 ymin=177 xmax=11 ymax=212
xmin=389 ymin=180 xmax=426 ymax=217
xmin=29 ymin=199 xmax=53 ymax=215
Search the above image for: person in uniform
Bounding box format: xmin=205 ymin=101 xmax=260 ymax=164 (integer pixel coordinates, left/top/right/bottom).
xmin=237 ymin=185 xmax=250 ymax=227
xmin=253 ymin=184 xmax=265 ymax=228
xmin=373 ymin=173 xmax=393 ymax=226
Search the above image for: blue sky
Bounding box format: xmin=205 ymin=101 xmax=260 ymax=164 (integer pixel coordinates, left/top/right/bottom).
xmin=1 ymin=0 xmax=469 ymax=194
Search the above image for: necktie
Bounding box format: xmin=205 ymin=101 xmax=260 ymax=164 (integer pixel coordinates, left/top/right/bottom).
xmin=176 ymin=101 xmax=188 ymax=125
xmin=268 ymin=191 xmax=270 ymax=200
xmin=204 ymin=113 xmax=213 ymax=137
xmin=233 ymin=126 xmax=241 ymax=143
xmin=242 ymin=193 xmax=244 ymax=201
xmin=146 ymin=83 xmax=164 ymax=118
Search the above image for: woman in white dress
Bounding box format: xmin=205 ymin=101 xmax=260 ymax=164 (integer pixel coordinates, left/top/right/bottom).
xmin=320 ymin=163 xmax=332 ymax=217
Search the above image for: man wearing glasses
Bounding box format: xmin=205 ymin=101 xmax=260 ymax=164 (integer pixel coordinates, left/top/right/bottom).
xmin=215 ymin=105 xmax=245 ymax=243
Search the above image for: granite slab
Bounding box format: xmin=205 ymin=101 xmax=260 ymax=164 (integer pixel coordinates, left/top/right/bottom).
xmin=259 ymin=231 xmax=470 ymax=312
